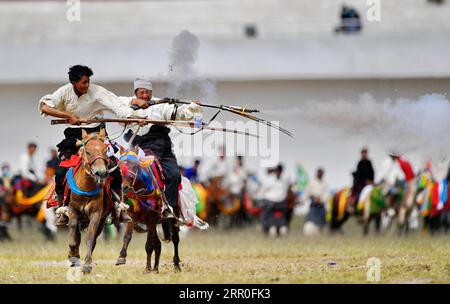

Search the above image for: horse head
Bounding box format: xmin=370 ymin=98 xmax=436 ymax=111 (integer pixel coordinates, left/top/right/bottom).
xmin=77 ymin=128 xmax=109 ymax=185
xmin=119 ymin=150 xmax=153 ymax=198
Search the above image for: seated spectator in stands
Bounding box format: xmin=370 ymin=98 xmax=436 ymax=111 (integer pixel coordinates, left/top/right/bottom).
xmin=427 ymin=0 xmax=444 ymax=5
xmin=335 ymin=4 xmax=362 ymax=34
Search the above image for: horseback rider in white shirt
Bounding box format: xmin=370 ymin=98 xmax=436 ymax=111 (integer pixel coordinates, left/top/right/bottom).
xmin=120 ymin=76 xmax=203 ymax=221
xmin=39 ymin=65 xmax=148 ymax=226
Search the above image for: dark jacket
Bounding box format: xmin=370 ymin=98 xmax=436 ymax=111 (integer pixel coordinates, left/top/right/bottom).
xmin=355 ymin=159 xmax=375 ymax=183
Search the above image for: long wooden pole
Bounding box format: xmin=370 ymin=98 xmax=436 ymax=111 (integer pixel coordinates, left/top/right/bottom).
xmin=50 ymin=118 xmax=259 ymax=138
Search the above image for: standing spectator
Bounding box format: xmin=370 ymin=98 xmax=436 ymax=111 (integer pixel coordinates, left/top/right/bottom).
xmin=199 ymin=145 xmax=230 ymax=185
xmin=302 ymin=168 xmax=330 ymax=235
xmin=19 ymin=142 xmax=42 ymax=197
xmin=19 ymin=142 xmax=40 ymax=183
xmin=351 ymin=147 xmax=375 ymax=206
xmin=184 ymin=159 xmax=201 ymax=183
xmin=260 ymin=164 xmax=290 ymax=236
xmin=228 ymin=156 xmax=249 ymax=227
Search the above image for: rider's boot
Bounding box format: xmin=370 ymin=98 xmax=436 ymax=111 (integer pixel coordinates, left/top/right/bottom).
xmin=118 ymin=203 xmax=132 ymax=223
xmin=112 ymin=201 xmax=132 ymax=226
xmin=55 ymin=193 xmax=69 ymax=227
xmin=111 ymin=205 xmax=132 ymax=226
xmin=162 ymin=204 xmax=184 ymax=226
xmin=162 ymin=206 xmax=175 ymax=219
xmin=109 ymin=189 xmax=132 ymax=226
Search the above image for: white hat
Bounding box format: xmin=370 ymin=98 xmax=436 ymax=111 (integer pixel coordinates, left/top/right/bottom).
xmin=388 ymin=149 xmax=401 ymax=157
xmin=134 ymin=76 xmax=152 ymax=91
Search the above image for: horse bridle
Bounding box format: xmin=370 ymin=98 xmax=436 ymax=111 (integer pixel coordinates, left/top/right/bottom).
xmin=120 ymin=154 xmax=153 ymax=199
xmin=78 ymin=134 xmax=114 ymax=178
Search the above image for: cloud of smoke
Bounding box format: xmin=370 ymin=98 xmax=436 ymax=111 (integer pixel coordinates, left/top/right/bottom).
xmin=166 ymin=30 xmax=217 ymax=103
xmin=265 ymin=93 xmax=450 ymax=164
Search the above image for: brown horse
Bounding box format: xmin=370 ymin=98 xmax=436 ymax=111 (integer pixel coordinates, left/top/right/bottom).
xmin=115 ymin=150 xmax=181 ymax=273
xmin=204 ymin=177 xmax=240 ymax=227
xmin=67 ymin=129 xmax=114 ymax=274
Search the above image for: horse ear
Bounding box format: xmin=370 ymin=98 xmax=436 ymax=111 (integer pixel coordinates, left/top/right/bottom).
xmin=81 ymin=129 xmax=88 ymax=139
xmin=99 ymin=128 xmax=106 ymax=139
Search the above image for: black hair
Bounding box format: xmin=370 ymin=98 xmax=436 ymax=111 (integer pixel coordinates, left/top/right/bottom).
xmin=68 ymin=65 xmax=93 ymax=83
xmin=28 ymin=142 xmax=37 ymax=149
xmin=276 ymin=163 xmax=283 ymax=172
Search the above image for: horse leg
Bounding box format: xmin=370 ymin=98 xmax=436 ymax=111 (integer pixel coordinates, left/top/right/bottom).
xmin=116 ymin=222 xmax=134 ymax=266
xmin=375 ymin=214 xmax=381 ymax=235
xmin=145 ymin=228 xmax=154 ymax=273
xmin=0 ymin=225 xmax=10 ymax=241
xmin=363 ymin=211 xmax=370 ymax=236
xmin=68 ymin=208 xmax=81 ymax=267
xmin=397 ymin=206 xmax=407 ymax=236
xmin=153 ymin=234 xmax=161 ymax=273
xmin=16 ymin=215 xmax=23 ymax=231
xmin=152 ymin=217 xmax=161 ymax=273
xmin=91 ymin=218 xmax=106 ymax=253
xmin=145 ymin=215 xmax=161 ymax=273
xmin=82 ymin=212 xmax=102 ymax=274
xmin=171 ymin=224 xmax=181 ymax=272
xmin=363 ymin=218 xmax=370 ymax=236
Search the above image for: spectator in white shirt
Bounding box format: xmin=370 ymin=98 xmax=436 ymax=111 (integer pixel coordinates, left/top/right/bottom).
xmin=228 ymin=156 xmax=248 ymax=197
xmin=260 ymin=164 xmax=290 ymax=234
xmin=19 ymin=142 xmax=40 ymax=183
xmin=198 ymin=146 xmax=231 ymax=185
xmin=303 ymin=168 xmax=329 ymax=231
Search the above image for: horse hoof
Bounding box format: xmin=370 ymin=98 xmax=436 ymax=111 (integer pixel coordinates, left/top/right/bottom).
xmin=145 ymin=267 xmax=152 ymax=273
xmin=115 ymin=257 xmax=126 ymax=266
xmin=82 ymin=265 xmax=93 ymax=274
xmin=69 ymin=257 xmax=81 ymax=267
xmin=174 ymin=265 xmax=182 ymax=272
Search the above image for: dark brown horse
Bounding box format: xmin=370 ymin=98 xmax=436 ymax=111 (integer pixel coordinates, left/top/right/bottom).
xmin=67 ymin=129 xmax=114 ymax=274
xmin=115 ymin=150 xmax=181 ymax=273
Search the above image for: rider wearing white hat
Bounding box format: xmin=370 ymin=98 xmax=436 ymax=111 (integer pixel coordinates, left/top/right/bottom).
xmin=120 ymin=76 xmax=202 ymax=221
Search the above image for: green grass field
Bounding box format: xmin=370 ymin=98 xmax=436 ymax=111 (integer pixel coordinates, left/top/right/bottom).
xmin=1 ymin=217 xmax=449 ymax=284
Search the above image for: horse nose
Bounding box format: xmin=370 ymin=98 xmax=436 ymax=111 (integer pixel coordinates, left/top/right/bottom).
xmin=93 ymin=168 xmax=107 ymax=180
